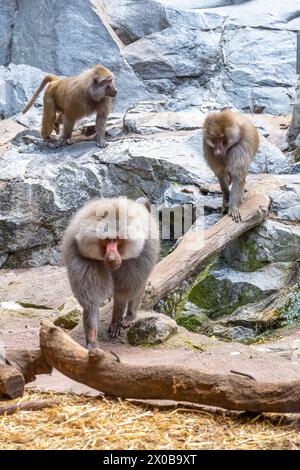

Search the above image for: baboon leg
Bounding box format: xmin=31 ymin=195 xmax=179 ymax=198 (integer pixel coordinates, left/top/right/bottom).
xmin=109 ymin=297 xmax=128 ymax=338
xmin=41 ymin=93 xmax=57 ymax=138
xmin=217 ymin=173 xmax=230 ymax=214
xmin=122 ymin=287 xmax=145 ymax=329
xmin=95 ymin=110 xmax=109 ymax=148
xmin=63 ymin=116 xmax=75 ymax=142
xmin=228 ymin=176 xmax=246 ymax=222
xmin=83 ymin=304 xmax=100 ymax=350
xmin=54 ymin=112 xmax=63 ymax=134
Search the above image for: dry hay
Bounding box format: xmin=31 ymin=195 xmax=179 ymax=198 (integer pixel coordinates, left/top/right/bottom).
xmin=0 ymin=391 xmax=300 ymax=450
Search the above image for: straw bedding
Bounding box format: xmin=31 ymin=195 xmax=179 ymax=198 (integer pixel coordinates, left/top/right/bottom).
xmin=1 ymin=391 xmax=300 ymax=450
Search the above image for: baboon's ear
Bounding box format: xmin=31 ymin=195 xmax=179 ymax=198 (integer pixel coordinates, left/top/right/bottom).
xmin=135 ymin=197 xmax=151 ymax=213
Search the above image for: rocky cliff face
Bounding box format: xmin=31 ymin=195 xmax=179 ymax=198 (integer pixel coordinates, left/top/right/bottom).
xmin=0 ymin=0 xmax=300 ymax=342
xmin=0 ymin=0 xmax=299 ymax=118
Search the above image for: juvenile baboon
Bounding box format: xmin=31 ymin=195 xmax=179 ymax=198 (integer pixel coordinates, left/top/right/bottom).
xmin=203 ymin=110 xmax=259 ymax=222
xmin=22 ymin=65 xmax=117 ymax=147
xmin=62 ymin=197 xmax=159 ymax=349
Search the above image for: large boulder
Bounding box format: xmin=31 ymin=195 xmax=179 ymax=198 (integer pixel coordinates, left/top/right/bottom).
xmin=179 ymin=262 xmax=294 ymax=319
xmin=222 ymin=220 xmax=300 ymax=271
xmin=0 ymin=0 xmax=17 ymax=65
xmin=0 ymin=0 xmax=298 ymax=115
xmin=105 ymin=0 xmax=170 ymax=45
xmin=0 ymin=64 xmax=45 ymax=119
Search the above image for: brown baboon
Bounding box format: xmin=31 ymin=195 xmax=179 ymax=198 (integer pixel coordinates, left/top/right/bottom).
xmin=22 ymin=65 xmax=117 ymax=147
xmin=203 ymin=110 xmax=259 ymax=222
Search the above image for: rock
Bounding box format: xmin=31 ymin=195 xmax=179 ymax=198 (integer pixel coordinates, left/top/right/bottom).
xmin=0 ymin=64 xmax=46 ymax=119
xmin=0 ymin=265 xmax=71 ymax=309
xmin=176 ymin=302 xmax=256 ymax=341
xmin=0 ymin=118 xmax=25 ymax=151
xmin=176 ymin=303 xmax=210 ymax=332
xmin=124 ymin=109 xmax=204 ymax=134
xmin=1 ymin=1 xmax=298 ymax=116
xmin=158 ymin=1 xmax=250 ymax=8
xmin=0 ymin=0 xmax=17 ymax=65
xmin=121 ymin=1 xmax=297 ymax=115
xmin=183 ymin=263 xmax=294 ymax=319
xmin=268 ymin=184 xmax=300 ymax=222
xmin=125 ymin=27 xmax=221 ymax=81
xmin=211 ymin=0 xmax=300 ymax=31
xmin=221 ymin=220 xmax=300 ymax=271
xmin=200 ymin=324 xmax=256 ymax=342
xmin=222 ymin=28 xmax=296 ymax=115
xmin=0 ymin=107 xmax=299 ymax=267
xmin=255 ymin=327 xmax=300 ymax=362
xmin=250 ymin=136 xmax=288 ymax=174
xmin=127 ymin=313 xmax=178 ymax=345
xmin=105 ymin=0 xmax=170 ymax=45
xmin=220 ymin=294 xmax=283 ymax=332
xmin=54 ymin=297 xmax=82 ymax=330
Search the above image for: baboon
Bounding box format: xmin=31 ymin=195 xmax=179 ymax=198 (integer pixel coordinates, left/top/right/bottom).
xmin=22 ymin=65 xmax=117 ymax=147
xmin=203 ymin=110 xmax=259 ymax=222
xmin=62 ymin=197 xmax=159 ymax=349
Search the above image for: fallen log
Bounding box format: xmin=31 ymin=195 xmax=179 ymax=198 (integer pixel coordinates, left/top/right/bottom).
xmin=0 ymin=364 xmax=24 ymax=399
xmin=0 ymin=399 xmax=59 ymax=416
xmin=71 ymin=191 xmax=270 ymax=341
xmin=0 ymin=349 xmax=52 ymax=399
xmin=41 ymin=321 xmax=300 ymax=412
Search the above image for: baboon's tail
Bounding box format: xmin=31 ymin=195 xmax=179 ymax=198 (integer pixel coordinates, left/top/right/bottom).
xmin=22 ymin=74 xmax=59 ymax=114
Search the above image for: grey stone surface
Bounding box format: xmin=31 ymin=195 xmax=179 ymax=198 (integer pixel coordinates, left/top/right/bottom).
xmin=0 ymin=64 xmax=45 ymax=119
xmin=268 ymin=184 xmax=300 ymax=222
xmin=183 ymin=262 xmax=294 ymax=319
xmin=222 ymin=220 xmax=300 ymax=270
xmin=105 ymin=0 xmax=170 ymax=45
xmin=0 ymin=0 xmax=17 ymax=65
xmin=0 ymin=1 xmax=298 ymax=115
xmin=127 ymin=313 xmax=178 ymax=345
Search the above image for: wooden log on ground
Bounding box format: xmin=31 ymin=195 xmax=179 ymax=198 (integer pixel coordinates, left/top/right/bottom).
xmin=0 ymin=399 xmax=59 ymax=416
xmin=71 ymin=191 xmax=270 ymax=341
xmin=5 ymin=349 xmax=52 ymax=384
xmin=0 ymin=349 xmax=52 ymax=399
xmin=0 ymin=364 xmax=25 ymax=399
xmin=41 ymin=320 xmax=300 ymax=412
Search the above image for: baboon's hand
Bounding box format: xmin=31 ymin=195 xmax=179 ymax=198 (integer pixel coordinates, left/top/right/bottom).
xmin=109 ymin=320 xmax=122 ymax=338
xmin=222 ymin=202 xmax=229 ymax=214
xmin=228 ymin=206 xmax=242 ymax=223
xmin=122 ymin=315 xmax=135 ymax=329
xmin=97 ymin=139 xmax=108 ymax=148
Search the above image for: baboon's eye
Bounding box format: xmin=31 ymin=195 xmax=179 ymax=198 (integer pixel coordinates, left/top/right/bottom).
xmin=93 ymin=78 xmax=101 ymax=86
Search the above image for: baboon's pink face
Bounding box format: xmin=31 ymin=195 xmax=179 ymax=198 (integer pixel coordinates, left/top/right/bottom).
xmin=206 ymin=135 xmax=228 ymax=157
xmin=99 ymin=238 xmax=126 ymax=271
xmin=90 ymin=75 xmax=118 ymax=101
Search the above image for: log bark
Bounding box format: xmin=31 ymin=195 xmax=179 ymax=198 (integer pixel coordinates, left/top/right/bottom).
xmin=41 ymin=321 xmax=300 ymax=412
xmin=0 ymin=364 xmax=24 ymax=399
xmin=0 ymin=349 xmax=52 ymax=399
xmin=0 ymin=399 xmax=59 ymax=416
